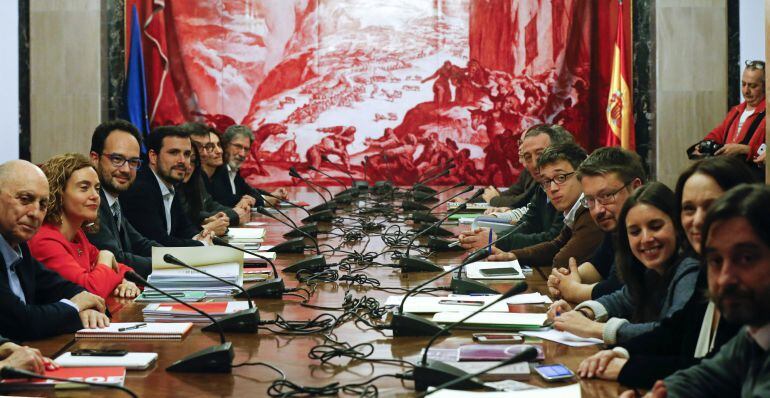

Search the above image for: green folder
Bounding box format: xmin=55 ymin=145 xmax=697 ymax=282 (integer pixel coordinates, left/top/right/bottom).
xmin=447 ymin=213 xmax=479 ymax=220
xmin=134 ymin=291 xmax=206 ymax=303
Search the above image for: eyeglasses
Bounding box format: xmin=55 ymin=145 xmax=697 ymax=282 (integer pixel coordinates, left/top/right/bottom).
xmin=582 ymin=182 xmax=631 ymax=208
xmin=540 ymin=172 xmax=575 ymax=189
xmin=101 ymin=153 xmax=142 ymax=170
xmin=745 ymin=60 xmax=765 ymax=70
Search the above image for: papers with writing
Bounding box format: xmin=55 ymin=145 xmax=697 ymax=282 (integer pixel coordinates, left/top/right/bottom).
xmin=520 ymin=329 xmax=602 ymax=347
xmin=150 ymin=246 xmax=244 ymax=297
xmin=76 ymin=323 xmax=193 ymax=340
xmin=385 ymin=293 xmax=551 ymax=314
xmin=465 ymin=260 xmax=525 ymax=280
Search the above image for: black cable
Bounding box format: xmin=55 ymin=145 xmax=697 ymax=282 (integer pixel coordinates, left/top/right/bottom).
xmin=232 ymin=361 xmax=287 ymax=380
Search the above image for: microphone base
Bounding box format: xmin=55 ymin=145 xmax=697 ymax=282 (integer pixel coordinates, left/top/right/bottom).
xmin=202 ymin=308 xmax=259 ymax=333
xmin=450 ymin=276 xmax=499 ymax=295
xmin=417 ymin=225 xmax=454 ymax=237
xmin=333 ymin=194 xmax=353 ymax=205
xmin=402 ymin=200 xmax=430 ymax=211
xmin=283 ymin=255 xmax=326 ymax=274
xmin=413 ymin=191 xmax=439 ymax=203
xmin=267 ymin=237 xmax=305 ymax=253
xmin=411 ymin=211 xmax=440 ymax=224
xmin=427 ymin=236 xmax=464 ymax=251
xmin=391 ymin=311 xmax=449 ymax=337
xmin=236 ymin=278 xmax=285 ymax=299
xmin=413 ymin=183 xmax=438 ymax=195
xmin=284 ymin=223 xmax=319 ymax=238
xmin=413 ymin=359 xmax=486 ymax=391
xmin=353 ymin=180 xmax=369 ymax=190
xmin=335 ymin=187 xmax=360 ymax=197
xmin=398 ymin=256 xmax=443 ymax=272
xmin=166 ymin=342 xmax=234 ymax=373
xmin=301 ymin=209 xmax=334 ymax=223
xmin=309 ymin=202 xmax=337 ymax=213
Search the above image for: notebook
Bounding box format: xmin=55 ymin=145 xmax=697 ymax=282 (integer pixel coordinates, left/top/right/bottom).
xmin=226 ymin=228 xmax=266 ymax=243
xmin=0 ymin=367 xmax=126 ymax=388
xmin=55 ymin=352 xmax=158 ymax=370
xmin=75 ymin=322 xmax=193 ymax=340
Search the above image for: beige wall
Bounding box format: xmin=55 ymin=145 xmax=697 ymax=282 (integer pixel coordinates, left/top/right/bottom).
xmin=30 ymin=0 xmax=102 ymax=162
xmin=655 ymin=0 xmax=728 ymax=187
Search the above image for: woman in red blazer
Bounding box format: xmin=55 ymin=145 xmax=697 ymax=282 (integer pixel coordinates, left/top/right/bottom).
xmin=29 ymin=153 xmax=139 ymax=299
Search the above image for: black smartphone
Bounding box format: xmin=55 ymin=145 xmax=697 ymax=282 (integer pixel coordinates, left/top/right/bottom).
xmin=479 ymin=267 xmax=519 ymax=276
xmin=71 ymin=349 xmax=128 ymax=357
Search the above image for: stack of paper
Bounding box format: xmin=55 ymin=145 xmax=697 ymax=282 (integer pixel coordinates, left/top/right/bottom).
xmin=226 ymin=228 xmax=266 ymax=243
xmin=76 ymin=323 xmax=193 ymax=340
xmin=56 ymin=352 xmax=158 ymax=370
xmin=448 ymin=202 xmax=489 ymax=211
xmin=243 ymin=250 xmax=276 ymax=265
xmin=150 ymin=246 xmax=245 ymax=297
xmin=134 ymin=290 xmax=206 ymax=303
xmin=142 ymin=302 xmax=251 ymax=323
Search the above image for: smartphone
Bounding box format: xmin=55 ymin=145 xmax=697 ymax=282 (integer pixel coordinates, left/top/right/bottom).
xmin=479 ymin=267 xmax=519 ymax=277
xmin=534 ymin=364 xmax=575 ymax=382
xmin=472 ymin=333 xmax=523 ymax=343
xmin=72 ymin=349 xmax=128 ymax=357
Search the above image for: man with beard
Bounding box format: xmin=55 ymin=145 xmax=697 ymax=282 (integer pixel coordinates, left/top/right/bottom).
xmin=120 ymin=127 xmax=210 ymax=247
xmin=86 ymin=120 xmax=161 ymax=278
xmin=210 ymin=125 xmax=287 ymax=208
xmin=625 ymin=184 xmax=770 ymax=397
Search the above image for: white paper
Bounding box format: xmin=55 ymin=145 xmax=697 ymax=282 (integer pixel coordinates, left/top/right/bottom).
xmin=458 ymin=217 xmax=476 ymax=224
xmin=244 ymin=221 xmax=267 ymax=227
xmin=56 ymin=352 xmax=158 ymax=370
xmin=151 ymin=246 xmax=244 ymax=270
xmin=387 ymin=293 xmax=552 ymax=314
xmin=226 ymin=227 xmax=266 ymax=241
xmin=465 ymin=260 xmax=525 ymax=280
xmin=428 ymin=383 xmax=580 ymax=398
xmin=432 ymin=312 xmax=548 ymax=328
xmin=521 ymin=329 xmax=603 ymax=347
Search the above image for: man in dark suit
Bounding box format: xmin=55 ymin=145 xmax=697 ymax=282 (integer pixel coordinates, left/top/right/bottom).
xmin=87 ymin=120 xmax=161 ymax=278
xmin=120 ymin=126 xmax=209 ymax=247
xmin=0 ymin=160 xmax=109 ymax=341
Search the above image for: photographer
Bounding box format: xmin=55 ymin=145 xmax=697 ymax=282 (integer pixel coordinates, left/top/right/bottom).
xmin=689 ymin=61 xmax=765 ymax=169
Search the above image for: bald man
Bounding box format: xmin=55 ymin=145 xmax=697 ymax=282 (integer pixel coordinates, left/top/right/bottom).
xmin=0 ymin=160 xmax=109 ymax=341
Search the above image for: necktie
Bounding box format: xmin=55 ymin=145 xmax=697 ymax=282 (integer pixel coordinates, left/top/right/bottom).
xmin=111 ymin=201 xmax=122 ymax=232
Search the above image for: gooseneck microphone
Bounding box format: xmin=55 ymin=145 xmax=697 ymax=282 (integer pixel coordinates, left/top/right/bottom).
xmin=124 ymin=271 xmax=234 ymax=373
xmin=450 ymin=226 xmax=522 ymax=295
xmin=255 ymin=207 xmax=327 ymax=273
xmin=413 ymin=189 xmax=483 ymax=238
xmin=211 ymin=237 xmax=287 ymax=299
xmin=289 ymin=167 xmax=338 ymax=213
xmin=417 ymin=346 xmax=539 ymax=396
xmin=411 ymin=186 xmax=477 ymax=222
xmin=259 ymin=190 xmax=312 ymax=218
xmin=413 ymin=282 xmax=529 ymax=391
xmin=255 ymin=206 xmax=318 ymax=253
xmin=0 ymin=366 xmax=138 ymax=397
xmin=403 ymin=184 xmax=471 ymax=212
xmin=322 ymin=154 xmax=367 ymax=190
xmin=398 ymin=203 xmax=467 ymax=272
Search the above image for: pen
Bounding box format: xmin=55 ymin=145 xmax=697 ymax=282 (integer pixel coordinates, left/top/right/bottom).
xmin=448 ymin=240 xmax=461 ymax=248
xmin=438 ymin=299 xmax=485 ymax=306
xmin=118 ymin=323 xmax=147 ymax=332
xmin=487 ymin=228 xmax=493 ymax=254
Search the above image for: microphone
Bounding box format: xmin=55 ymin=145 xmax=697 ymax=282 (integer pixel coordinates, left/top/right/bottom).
xmin=289 ymin=167 xmax=337 ymax=213
xmin=390 ymin=260 xmax=483 ymax=337
xmin=211 ymin=237 xmax=286 ymax=298
xmin=322 ymin=154 xmax=368 ymax=190
xmin=404 ymin=185 xmax=472 ymax=212
xmin=413 ymin=282 xmax=529 ymax=391
xmin=255 ymin=207 xmax=326 ymax=273
xmin=293 ymin=166 xmax=352 ymax=206
xmin=413 ymin=189 xmax=483 ymax=238
xmin=308 ymin=165 xmax=357 ymax=198
xmin=399 ymin=203 xmax=468 ymax=272
xmin=161 ymin=254 xmax=259 ymax=332
xmin=412 ymin=182 xmax=464 ymax=203
xmin=413 ymin=187 xmax=480 ymax=223
xmin=362 ymin=156 xmax=370 ymax=188
xmin=0 ymin=366 xmax=139 ymax=397
xmin=450 ymin=226 xmax=523 ymax=295
xmin=417 ymin=346 xmax=539 ymax=396
xmin=254 ymin=206 xmax=318 ymax=253
xmin=259 ymin=190 xmax=313 ymax=218
xmin=124 ymin=271 xmax=234 ymax=373
xmin=412 ymin=164 xmax=455 ymax=195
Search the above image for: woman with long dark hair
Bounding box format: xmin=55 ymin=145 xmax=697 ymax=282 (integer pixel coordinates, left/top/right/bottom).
xmin=577 ymin=156 xmax=757 ymax=387
xmin=547 ymin=182 xmax=699 ymax=345
xmin=179 ymin=143 xmax=229 ymax=237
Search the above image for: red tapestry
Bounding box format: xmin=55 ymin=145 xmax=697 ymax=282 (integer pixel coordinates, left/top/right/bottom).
xmin=126 ymin=0 xmax=630 ymax=187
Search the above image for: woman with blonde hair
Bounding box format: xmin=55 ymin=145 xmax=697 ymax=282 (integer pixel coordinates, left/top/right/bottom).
xmin=29 ymin=153 xmax=139 ymax=298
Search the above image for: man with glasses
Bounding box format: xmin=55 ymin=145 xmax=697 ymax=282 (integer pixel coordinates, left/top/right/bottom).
xmin=692 ymin=60 xmax=766 ymax=171
xmin=487 ymin=142 xmax=604 ymax=269
xmin=87 ymin=120 xmax=161 ymax=278
xmin=547 ymin=147 xmax=646 ymax=303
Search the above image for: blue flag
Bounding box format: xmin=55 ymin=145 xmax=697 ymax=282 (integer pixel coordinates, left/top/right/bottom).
xmin=124 ymin=5 xmax=151 ymax=152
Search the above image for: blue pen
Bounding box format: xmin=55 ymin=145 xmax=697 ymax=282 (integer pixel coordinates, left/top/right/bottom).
xmin=487 ymin=228 xmax=493 ymax=254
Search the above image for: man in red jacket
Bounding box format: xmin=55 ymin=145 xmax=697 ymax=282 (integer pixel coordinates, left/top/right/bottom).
xmin=694 ymin=61 xmax=766 ymax=164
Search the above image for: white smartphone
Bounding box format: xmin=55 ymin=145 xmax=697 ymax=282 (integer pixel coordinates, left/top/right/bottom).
xmin=534 ymin=363 xmax=575 ymax=382
xmin=472 ymin=333 xmax=524 ymax=343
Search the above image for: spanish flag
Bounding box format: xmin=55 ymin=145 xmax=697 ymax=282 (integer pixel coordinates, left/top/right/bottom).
xmin=606 ymin=0 xmax=635 ymax=150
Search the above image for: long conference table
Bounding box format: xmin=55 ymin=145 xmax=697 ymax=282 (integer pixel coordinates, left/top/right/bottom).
xmin=24 ymin=187 xmax=625 ymax=397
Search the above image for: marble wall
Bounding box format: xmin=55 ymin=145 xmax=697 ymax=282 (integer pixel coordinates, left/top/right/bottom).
xmin=654 ymin=0 xmax=728 ymax=187
xmin=29 ymin=0 xmax=103 ymax=162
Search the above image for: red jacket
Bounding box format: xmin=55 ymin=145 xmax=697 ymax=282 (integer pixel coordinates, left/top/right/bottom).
xmin=704 ymin=99 xmax=766 ymax=160
xmin=29 ymin=224 xmax=133 ymax=298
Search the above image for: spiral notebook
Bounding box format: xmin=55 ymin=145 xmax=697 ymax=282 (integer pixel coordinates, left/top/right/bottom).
xmin=75 ymin=322 xmax=193 ymax=340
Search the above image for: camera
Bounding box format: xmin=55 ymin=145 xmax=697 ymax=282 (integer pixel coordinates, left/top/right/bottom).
xmin=697 ymin=140 xmax=723 ymax=156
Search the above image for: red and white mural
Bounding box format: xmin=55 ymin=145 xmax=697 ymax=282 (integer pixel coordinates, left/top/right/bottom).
xmin=127 ymin=0 xmax=630 ymax=187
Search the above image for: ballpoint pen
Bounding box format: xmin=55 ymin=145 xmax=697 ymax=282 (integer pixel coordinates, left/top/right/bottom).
xmin=118 ymin=323 xmax=147 ymax=332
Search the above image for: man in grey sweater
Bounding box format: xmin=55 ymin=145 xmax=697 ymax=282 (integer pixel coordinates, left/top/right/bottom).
xmin=624 ymin=184 xmax=770 ymax=398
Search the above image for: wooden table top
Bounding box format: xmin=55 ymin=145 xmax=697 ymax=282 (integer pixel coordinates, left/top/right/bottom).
xmin=17 ymin=187 xmax=626 ymax=397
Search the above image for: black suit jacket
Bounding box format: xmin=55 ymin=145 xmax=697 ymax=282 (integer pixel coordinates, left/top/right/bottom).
xmin=0 ymin=242 xmax=84 ymax=341
xmin=489 ymin=168 xmax=537 ymax=208
xmin=86 ymin=190 xmax=161 ymax=278
xmin=120 ymin=167 xmax=203 ymax=247
xmin=204 ymin=165 xmax=264 ymax=208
